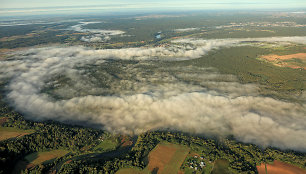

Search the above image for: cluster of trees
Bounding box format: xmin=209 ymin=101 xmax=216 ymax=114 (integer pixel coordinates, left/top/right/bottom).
xmin=0 ymin=105 xmax=103 ymax=174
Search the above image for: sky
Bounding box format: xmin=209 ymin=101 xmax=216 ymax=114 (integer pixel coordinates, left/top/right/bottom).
xmin=0 ymin=0 xmax=305 ymax=16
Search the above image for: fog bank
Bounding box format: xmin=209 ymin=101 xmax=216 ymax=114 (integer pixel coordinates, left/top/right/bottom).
xmin=0 ymin=36 xmax=306 ymax=151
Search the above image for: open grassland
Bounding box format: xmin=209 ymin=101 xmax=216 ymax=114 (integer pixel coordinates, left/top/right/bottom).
xmin=0 ymin=127 xmax=34 ymax=141
xmin=257 ymin=160 xmax=306 ymax=174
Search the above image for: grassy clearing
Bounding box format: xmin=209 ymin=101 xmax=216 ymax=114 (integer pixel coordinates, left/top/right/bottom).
xmin=24 ymin=150 xmax=69 ymax=165
xmin=92 ymin=136 xmax=119 ymax=152
xmin=0 ymin=127 xmax=35 ymax=141
xmin=211 ymin=159 xmax=231 ymax=174
xmin=80 ymin=135 xmax=119 ymax=152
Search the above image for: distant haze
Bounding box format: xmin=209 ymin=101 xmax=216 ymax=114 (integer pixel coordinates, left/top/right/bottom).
xmin=0 ymin=0 xmax=305 ymax=16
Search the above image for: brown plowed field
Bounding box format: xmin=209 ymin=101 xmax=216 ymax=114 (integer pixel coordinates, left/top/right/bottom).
xmin=257 ymin=160 xmax=306 ymax=174
xmin=261 ymin=53 xmax=306 ymax=61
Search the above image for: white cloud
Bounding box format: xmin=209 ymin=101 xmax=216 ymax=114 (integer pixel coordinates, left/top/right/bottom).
xmin=174 ymin=28 xmax=200 ymax=32
xmin=68 ymin=22 xmax=125 ymax=42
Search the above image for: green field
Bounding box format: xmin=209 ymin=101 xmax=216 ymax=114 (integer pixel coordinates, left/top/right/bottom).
xmin=92 ymin=136 xmax=119 ymax=152
xmin=160 ymin=143 xmax=190 ymax=174
xmin=0 ymin=127 xmax=35 ymax=141
xmin=211 ymin=159 xmax=231 ymax=174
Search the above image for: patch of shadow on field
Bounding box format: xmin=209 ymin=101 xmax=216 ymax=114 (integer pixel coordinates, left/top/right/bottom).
xmin=151 ymin=167 xmax=159 ymax=174
xmin=12 ymin=157 xmax=37 ymax=174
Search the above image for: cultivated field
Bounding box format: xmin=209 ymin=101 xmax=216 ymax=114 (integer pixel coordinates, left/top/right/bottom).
xmin=260 ymin=53 xmax=306 ymax=69
xmin=13 ymin=150 xmax=69 ymax=174
xmin=25 ymin=150 xmax=69 ymax=165
xmin=257 ymin=160 xmax=306 ymax=174
xmin=147 ymin=143 xmax=189 ymax=174
xmin=116 ymin=143 xmax=189 ymax=174
xmin=0 ymin=127 xmax=34 ymax=141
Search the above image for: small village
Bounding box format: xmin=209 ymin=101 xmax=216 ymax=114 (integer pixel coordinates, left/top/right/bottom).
xmin=183 ymin=154 xmax=213 ymax=172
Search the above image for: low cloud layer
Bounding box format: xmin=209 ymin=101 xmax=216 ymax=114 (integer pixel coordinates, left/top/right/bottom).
xmin=172 ymin=36 xmax=306 ymax=45
xmin=0 ymin=36 xmax=306 ymax=152
xmin=69 ymin=22 xmax=125 ymax=42
xmin=174 ymin=28 xmax=201 ymax=32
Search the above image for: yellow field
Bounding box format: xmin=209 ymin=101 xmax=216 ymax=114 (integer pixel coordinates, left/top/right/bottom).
xmin=25 ymin=150 xmax=69 ymax=165
xmin=13 ymin=150 xmax=69 ymax=174
xmin=260 ymin=53 xmax=306 ymax=69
